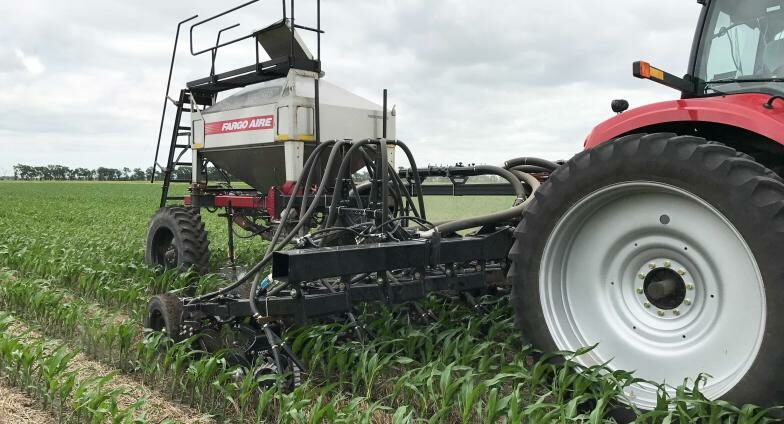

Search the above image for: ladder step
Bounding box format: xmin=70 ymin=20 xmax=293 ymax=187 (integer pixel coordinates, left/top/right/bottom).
xmin=178 ymin=126 xmax=192 ymax=131
xmin=177 ymin=132 xmax=191 ymax=137
xmin=174 ymin=161 xmax=192 ymax=166
xmin=174 ymin=144 xmax=190 ymax=148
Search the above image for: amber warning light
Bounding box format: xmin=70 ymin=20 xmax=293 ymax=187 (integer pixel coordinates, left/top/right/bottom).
xmin=632 ymin=60 xmax=695 ymax=94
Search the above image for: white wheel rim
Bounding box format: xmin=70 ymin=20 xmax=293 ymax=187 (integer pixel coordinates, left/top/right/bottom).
xmin=539 ymin=181 xmax=766 ymax=409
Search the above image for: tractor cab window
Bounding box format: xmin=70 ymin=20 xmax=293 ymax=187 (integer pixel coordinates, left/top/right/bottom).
xmin=697 ymin=0 xmax=784 ymax=95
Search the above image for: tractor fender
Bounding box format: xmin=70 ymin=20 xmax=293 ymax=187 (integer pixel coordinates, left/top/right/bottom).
xmin=584 ymin=93 xmax=784 ymax=149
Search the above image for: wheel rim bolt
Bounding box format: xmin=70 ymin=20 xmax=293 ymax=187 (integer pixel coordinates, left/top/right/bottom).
xmin=678 ymin=269 xmax=686 ymax=276
xmin=657 ymin=310 xmax=664 ymax=316
xmin=672 ymin=309 xmax=680 ymax=316
xmin=684 ymin=299 xmax=692 ymax=306
xmin=638 ymin=273 xmax=646 ymax=280
xmin=636 ymin=288 xmax=643 ymax=294
xmin=686 ymin=284 xmax=694 ymax=290
xmin=644 ymin=302 xmax=651 ymax=308
xmin=663 ymin=260 xmax=671 ymax=268
xmin=648 ymin=263 xmax=656 ymax=270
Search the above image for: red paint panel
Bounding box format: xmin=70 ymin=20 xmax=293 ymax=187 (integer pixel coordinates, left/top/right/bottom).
xmin=205 ymin=115 xmax=274 ymax=135
xmin=214 ymin=195 xmax=266 ymax=209
xmin=584 ymin=93 xmax=784 ymax=149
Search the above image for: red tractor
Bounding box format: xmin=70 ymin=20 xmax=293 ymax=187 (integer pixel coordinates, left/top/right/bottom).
xmin=513 ymin=0 xmax=784 ymax=411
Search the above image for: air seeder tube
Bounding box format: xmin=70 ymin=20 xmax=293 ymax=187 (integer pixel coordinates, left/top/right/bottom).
xmin=189 ymin=140 xmax=347 ymax=304
xmin=192 ymin=140 xmax=558 ymax=317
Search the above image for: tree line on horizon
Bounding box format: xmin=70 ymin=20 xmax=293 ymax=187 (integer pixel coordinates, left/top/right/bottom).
xmin=11 ymin=164 xmax=228 ymax=182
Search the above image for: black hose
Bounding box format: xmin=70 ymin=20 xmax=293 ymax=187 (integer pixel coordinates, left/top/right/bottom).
xmin=392 ymin=140 xmax=427 ymax=220
xmin=427 ymin=170 xmax=540 ymax=235
xmin=358 ymin=145 xmax=412 ymax=220
xmin=188 ymin=140 xmax=348 ymax=304
xmin=248 ymin=140 xmax=352 ymax=312
xmin=504 ymin=157 xmax=559 ymax=171
xmin=324 ymin=139 xmax=378 ymax=228
xmin=511 ymin=164 xmax=550 ymax=174
xmin=299 ymin=141 xmax=336 ymax=224
xmin=405 ymin=165 xmax=525 ymax=200
xmin=370 ymin=146 xmax=421 ymax=219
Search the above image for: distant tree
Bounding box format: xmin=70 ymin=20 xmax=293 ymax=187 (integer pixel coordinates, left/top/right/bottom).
xmin=132 ymin=168 xmax=145 ymax=181
xmin=34 ymin=166 xmax=51 ymax=180
xmin=10 ymin=164 xmax=168 ymax=181
xmin=206 ymin=166 xmax=232 ymax=183
xmin=96 ymin=167 xmax=121 ymax=181
xmin=96 ymin=167 xmax=108 ymax=181
xmin=47 ymin=165 xmax=70 ymax=180
xmin=145 ymin=167 xmax=162 ymax=181
xmin=174 ymin=166 xmax=192 ymax=181
xmin=13 ymin=164 xmax=35 ymax=180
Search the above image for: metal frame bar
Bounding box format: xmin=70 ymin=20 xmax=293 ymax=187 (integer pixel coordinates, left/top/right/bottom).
xmin=272 ymin=229 xmax=512 ymax=282
xmin=186 ymin=271 xmax=495 ymax=323
xmin=189 ymin=0 xmax=261 ymax=57
xmin=182 ymin=0 xmax=322 ymax=97
xmin=184 ymin=228 xmax=511 ymax=324
xmin=151 ymin=15 xmax=199 ymax=183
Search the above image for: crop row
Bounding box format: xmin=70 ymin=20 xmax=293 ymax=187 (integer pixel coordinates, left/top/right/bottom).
xmin=0 ymin=313 xmax=147 ymax=423
xmin=0 ymin=270 xmax=403 ymax=422
xmin=0 ymin=182 xmax=779 ymax=423
xmin=4 ymin=267 xmax=775 ymax=423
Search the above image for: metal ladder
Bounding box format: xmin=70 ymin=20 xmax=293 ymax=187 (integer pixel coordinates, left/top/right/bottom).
xmin=158 ymin=89 xmax=194 ymax=208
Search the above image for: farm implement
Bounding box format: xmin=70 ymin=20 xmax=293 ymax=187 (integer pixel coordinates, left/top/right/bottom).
xmin=146 ymin=0 xmax=784 ymax=412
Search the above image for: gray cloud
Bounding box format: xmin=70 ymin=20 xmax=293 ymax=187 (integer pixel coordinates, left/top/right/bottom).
xmin=0 ymin=0 xmax=701 ymax=172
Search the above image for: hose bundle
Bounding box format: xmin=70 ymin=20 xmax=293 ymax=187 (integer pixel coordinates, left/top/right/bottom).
xmin=187 ymin=141 xmax=556 ymax=318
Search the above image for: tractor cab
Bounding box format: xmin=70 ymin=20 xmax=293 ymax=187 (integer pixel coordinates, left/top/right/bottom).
xmin=696 ymin=0 xmax=784 ymax=97
xmin=587 ymin=0 xmax=784 ymax=161
xmin=626 ymin=0 xmax=784 ymax=98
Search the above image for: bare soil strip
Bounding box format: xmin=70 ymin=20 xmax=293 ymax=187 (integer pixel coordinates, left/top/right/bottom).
xmin=0 ymin=381 xmax=55 ymax=424
xmin=5 ymin=317 xmax=214 ymax=423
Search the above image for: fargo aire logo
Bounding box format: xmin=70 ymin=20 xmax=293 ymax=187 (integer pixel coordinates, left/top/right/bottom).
xmin=205 ymin=115 xmax=274 ymax=135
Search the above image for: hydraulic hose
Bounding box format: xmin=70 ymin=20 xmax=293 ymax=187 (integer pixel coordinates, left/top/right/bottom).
xmin=248 ymin=140 xmax=352 ymax=312
xmin=410 ymin=165 xmax=526 ymax=202
xmin=504 ymin=157 xmax=559 ymax=171
xmin=355 ymin=145 xmax=420 ymax=219
xmin=422 ymin=170 xmax=540 ymax=236
xmin=189 ymin=140 xmax=347 ymax=304
xmin=324 ymin=139 xmax=378 ymax=228
xmin=392 ymin=140 xmax=427 ymax=220
xmin=299 ymin=141 xmax=337 ymax=224
xmin=511 ymin=164 xmax=550 ymax=174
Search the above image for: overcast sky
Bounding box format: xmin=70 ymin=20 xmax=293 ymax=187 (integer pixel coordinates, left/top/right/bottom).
xmin=0 ymin=0 xmax=702 ymax=175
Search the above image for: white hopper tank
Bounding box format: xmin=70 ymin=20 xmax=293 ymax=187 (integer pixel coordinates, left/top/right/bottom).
xmin=190 ymin=69 xmax=396 ymax=191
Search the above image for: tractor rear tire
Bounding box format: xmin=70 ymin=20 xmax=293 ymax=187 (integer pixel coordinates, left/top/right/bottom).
xmin=509 ymin=133 xmax=784 ymax=411
xmin=144 ymin=294 xmax=184 ymax=342
xmin=145 ymin=206 xmax=210 ymax=274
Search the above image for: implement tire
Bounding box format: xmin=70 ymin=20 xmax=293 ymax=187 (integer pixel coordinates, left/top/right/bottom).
xmin=144 ymin=294 xmax=184 ymax=342
xmin=145 ymin=206 xmax=210 ymax=274
xmin=509 ymin=133 xmax=784 ymax=410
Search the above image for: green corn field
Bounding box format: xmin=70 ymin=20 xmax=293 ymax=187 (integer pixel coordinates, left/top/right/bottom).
xmin=0 ymin=180 xmax=780 ymax=423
